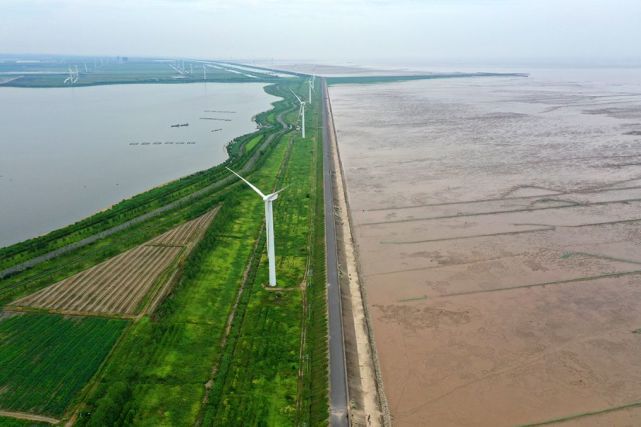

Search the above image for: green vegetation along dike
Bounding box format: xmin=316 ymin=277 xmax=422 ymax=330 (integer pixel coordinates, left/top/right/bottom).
xmin=0 ymin=78 xmax=329 ymax=426
xmin=0 ymin=57 xmax=288 ymax=88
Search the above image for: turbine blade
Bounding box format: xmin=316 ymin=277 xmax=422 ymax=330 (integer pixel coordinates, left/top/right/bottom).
xmin=266 ymin=185 xmax=288 ymax=200
xmin=289 ymin=88 xmax=302 ymax=104
xmin=226 ymin=167 xmax=266 ymax=198
xmin=274 ymin=185 xmax=289 ymax=195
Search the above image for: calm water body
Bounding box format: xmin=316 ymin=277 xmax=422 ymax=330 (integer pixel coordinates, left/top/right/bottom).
xmin=0 ymin=83 xmax=276 ymax=246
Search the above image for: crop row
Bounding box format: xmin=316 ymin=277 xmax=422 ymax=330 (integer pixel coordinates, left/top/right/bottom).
xmin=11 ymin=209 xmax=218 ymax=315
xmin=0 ymin=313 xmax=127 ymax=417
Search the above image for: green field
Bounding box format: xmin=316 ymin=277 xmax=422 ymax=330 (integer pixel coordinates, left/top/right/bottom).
xmin=0 ymin=313 xmax=127 ymax=417
xmin=201 ymin=83 xmax=327 ymax=426
xmin=0 ymin=57 xmax=284 ymax=88
xmin=0 ymin=78 xmax=328 ymax=425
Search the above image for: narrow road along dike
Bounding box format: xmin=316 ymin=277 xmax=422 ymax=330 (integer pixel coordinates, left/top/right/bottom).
xmin=321 ymin=78 xmax=350 ymax=427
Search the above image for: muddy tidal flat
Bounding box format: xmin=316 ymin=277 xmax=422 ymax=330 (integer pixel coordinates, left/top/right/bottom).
xmin=329 ymin=69 xmax=641 ymax=426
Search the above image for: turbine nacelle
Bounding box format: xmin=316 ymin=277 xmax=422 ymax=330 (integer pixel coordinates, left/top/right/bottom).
xmin=226 ymin=167 xmax=286 ymax=287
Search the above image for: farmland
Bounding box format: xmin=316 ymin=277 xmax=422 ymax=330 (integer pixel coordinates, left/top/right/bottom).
xmin=10 ymin=208 xmax=218 ymax=316
xmin=0 ymin=77 xmax=329 ymax=425
xmin=0 ymin=313 xmax=127 ymax=418
xmin=0 ymin=56 xmax=286 ymax=88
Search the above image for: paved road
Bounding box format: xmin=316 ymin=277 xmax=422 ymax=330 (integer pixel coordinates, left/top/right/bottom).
xmin=321 ymin=78 xmax=350 ymax=426
xmin=0 ymin=105 xmax=294 ymax=280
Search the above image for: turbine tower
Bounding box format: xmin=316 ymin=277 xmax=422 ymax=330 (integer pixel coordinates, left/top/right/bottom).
xmin=226 ymin=168 xmax=286 ymax=287
xmin=308 ymin=78 xmax=313 ymax=103
xmin=203 ymin=65 xmax=207 ymax=81
xmin=290 ymin=89 xmax=305 ymax=138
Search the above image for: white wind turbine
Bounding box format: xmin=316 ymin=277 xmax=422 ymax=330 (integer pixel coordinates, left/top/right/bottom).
xmin=226 ymin=167 xmax=286 ymax=287
xmin=290 ymin=89 xmax=305 ymax=138
xmin=63 ymin=67 xmax=73 ymax=84
xmin=308 ymin=78 xmax=314 ymax=103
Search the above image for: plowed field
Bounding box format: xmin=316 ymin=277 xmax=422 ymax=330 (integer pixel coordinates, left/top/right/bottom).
xmin=10 ymin=208 xmax=218 ymax=316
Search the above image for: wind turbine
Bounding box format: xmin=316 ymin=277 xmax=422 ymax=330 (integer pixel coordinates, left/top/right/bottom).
xmin=308 ymin=78 xmax=314 ymax=103
xmin=203 ymin=65 xmax=207 ymax=81
xmin=226 ymin=167 xmax=286 ymax=287
xmin=290 ymin=89 xmax=305 ymax=138
xmin=63 ymin=67 xmax=73 ymax=85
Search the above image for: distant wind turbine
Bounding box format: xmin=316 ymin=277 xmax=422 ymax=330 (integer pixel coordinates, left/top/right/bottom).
xmin=63 ymin=67 xmax=73 ymax=85
xmin=290 ymin=89 xmax=305 ymax=138
xmin=226 ymin=167 xmax=286 ymax=287
xmin=64 ymin=66 xmax=79 ymax=85
xmin=308 ymin=78 xmax=314 ymax=103
xmin=203 ymin=65 xmax=207 ymax=81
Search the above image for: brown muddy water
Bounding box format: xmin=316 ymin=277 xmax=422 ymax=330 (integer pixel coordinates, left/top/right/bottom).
xmin=329 ymin=69 xmax=641 ymax=426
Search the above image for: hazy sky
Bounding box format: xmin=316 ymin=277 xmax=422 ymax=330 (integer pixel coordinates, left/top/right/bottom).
xmin=1 ymin=0 xmax=640 ymax=65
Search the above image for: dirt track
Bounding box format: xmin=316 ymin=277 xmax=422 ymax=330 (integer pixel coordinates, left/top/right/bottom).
xmin=0 ymin=410 xmax=59 ymax=424
xmin=329 ymin=70 xmax=641 ymax=426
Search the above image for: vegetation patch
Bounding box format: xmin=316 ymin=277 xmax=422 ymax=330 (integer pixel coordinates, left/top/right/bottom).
xmin=9 ymin=209 xmax=218 ymax=316
xmin=0 ymin=313 xmax=127 ymax=417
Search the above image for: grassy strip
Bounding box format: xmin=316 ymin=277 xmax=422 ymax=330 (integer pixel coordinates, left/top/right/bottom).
xmin=200 ymin=80 xmax=328 ymax=426
xmin=0 ymin=416 xmax=48 ymax=426
xmin=0 ymin=313 xmax=127 ymax=417
xmin=299 ymin=82 xmax=330 ymax=426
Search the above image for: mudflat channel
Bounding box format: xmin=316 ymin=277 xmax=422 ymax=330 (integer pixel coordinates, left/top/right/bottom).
xmin=329 ymin=69 xmax=641 ymax=426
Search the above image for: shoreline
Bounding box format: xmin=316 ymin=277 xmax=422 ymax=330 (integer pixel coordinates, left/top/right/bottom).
xmin=0 ymin=84 xmax=281 ymax=276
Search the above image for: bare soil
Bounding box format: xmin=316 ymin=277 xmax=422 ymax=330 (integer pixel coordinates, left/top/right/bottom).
xmin=10 ymin=208 xmax=218 ymax=316
xmin=329 ymin=71 xmax=641 ymax=426
xmin=0 ymin=409 xmax=59 ymax=424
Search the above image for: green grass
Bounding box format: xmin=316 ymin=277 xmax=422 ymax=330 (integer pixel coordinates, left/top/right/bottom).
xmin=200 ymin=80 xmax=328 ymax=426
xmin=0 ymin=313 xmax=127 ymax=417
xmin=0 ymin=417 xmax=48 ymax=427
